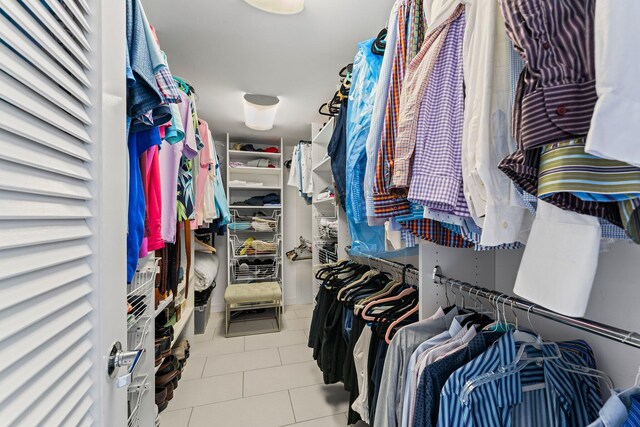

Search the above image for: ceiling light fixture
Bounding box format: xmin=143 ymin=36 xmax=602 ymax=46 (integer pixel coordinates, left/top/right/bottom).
xmin=244 ymin=0 xmax=304 ymax=15
xmin=243 ymin=94 xmax=280 ymax=131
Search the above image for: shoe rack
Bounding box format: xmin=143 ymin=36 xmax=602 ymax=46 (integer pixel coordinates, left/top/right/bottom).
xmin=126 ymin=256 xmax=159 ymax=427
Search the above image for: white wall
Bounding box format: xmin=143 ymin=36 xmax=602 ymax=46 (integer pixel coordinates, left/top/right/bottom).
xmin=419 ymin=241 xmax=640 ymax=389
xmin=211 ymin=139 xmax=229 ymax=313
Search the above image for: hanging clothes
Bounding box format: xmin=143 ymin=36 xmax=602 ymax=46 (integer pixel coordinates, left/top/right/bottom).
xmin=346 ymin=37 xmax=386 ymax=255
xmin=328 ymin=102 xmax=348 ymax=210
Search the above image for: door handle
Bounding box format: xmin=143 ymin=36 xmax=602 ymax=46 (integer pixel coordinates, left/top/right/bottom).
xmin=107 ymin=341 xmax=145 ymax=388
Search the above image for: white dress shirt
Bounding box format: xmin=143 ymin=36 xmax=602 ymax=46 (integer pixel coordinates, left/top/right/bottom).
xmin=460 ymin=0 xmax=532 ymax=246
xmin=586 ymin=0 xmax=640 ymax=167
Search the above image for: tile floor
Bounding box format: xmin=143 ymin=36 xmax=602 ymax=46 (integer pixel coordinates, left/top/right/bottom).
xmin=161 ymin=304 xmax=369 ymax=427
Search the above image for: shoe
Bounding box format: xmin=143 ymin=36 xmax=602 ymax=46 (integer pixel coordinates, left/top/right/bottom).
xmin=155 ymin=387 xmax=167 ymax=405
xmin=155 ymin=356 xmax=180 ymax=386
xmin=155 ymin=336 xmax=171 ymax=365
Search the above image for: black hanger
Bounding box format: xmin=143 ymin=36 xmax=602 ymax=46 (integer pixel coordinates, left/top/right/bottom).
xmin=372 ymin=28 xmax=387 ymax=56
xmin=338 ymin=63 xmax=353 ymax=78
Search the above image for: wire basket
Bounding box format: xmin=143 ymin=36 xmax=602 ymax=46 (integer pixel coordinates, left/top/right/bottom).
xmin=127 ymin=374 xmax=149 ymax=427
xmin=228 ymin=210 xmax=280 ymax=233
xmin=317 ymin=245 xmax=338 ymax=264
xmin=231 ymin=259 xmax=280 ymax=282
xmin=126 ymin=258 xmax=160 ymax=331
xmin=316 ymin=217 xmax=338 ymax=240
xmin=230 ymin=235 xmax=280 ymax=258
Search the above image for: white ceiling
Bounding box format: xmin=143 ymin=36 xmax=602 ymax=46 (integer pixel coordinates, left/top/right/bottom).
xmin=142 ymin=0 xmax=391 ymax=145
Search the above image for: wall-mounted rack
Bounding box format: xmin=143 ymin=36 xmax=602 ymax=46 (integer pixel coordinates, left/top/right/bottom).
xmin=433 ymin=265 xmax=640 ymax=349
xmin=349 ymin=252 xmax=419 ymax=284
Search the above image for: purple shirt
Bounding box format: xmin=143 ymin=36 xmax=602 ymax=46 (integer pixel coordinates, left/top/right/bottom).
xmin=407 ymin=8 xmax=469 ymax=217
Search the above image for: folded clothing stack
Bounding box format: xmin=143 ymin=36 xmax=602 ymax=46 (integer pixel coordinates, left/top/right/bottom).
xmin=318 ymin=218 xmax=338 ymax=239
xmin=232 ymin=193 xmax=281 ymax=207
xmin=252 ymin=217 xmax=277 ymax=231
xmin=233 ymin=143 xmax=280 ymax=153
xmin=237 ymin=237 xmax=278 ymax=255
xmin=316 ymin=186 xmax=335 ymax=201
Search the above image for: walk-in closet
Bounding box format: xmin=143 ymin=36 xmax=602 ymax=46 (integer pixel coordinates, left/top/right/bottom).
xmin=1 ymin=0 xmax=640 ymax=426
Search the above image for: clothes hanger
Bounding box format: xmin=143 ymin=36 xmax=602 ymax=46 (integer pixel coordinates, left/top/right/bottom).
xmin=362 ymin=265 xmax=416 ymax=322
xmin=371 ymin=28 xmax=387 ymax=55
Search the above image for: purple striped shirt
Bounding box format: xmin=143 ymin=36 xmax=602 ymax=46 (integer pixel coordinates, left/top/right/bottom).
xmin=407 ymin=7 xmax=469 ymax=217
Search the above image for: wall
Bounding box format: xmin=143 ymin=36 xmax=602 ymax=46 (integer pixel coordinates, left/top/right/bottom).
xmin=419 ymin=241 xmax=640 ymax=390
xmin=211 ymin=139 xmax=228 ymax=313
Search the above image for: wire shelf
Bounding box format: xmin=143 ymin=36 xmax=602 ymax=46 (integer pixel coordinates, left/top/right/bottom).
xmin=228 ymin=210 xmax=280 ymax=233
xmin=127 ymin=374 xmax=149 ymax=427
xmin=316 ymin=217 xmax=338 ymax=240
xmin=231 ymin=259 xmax=280 ymax=282
xmin=230 ymin=235 xmax=280 ymax=258
xmin=317 ymin=245 xmax=338 ymax=264
xmin=126 ymin=258 xmax=160 ymax=331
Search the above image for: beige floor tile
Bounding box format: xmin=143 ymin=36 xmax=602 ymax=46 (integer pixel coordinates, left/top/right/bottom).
xmin=159 ymin=408 xmax=192 ymax=427
xmin=286 ymin=304 xmax=312 ymax=311
xmin=278 ymin=344 xmax=313 ymax=365
xmin=202 ymin=348 xmax=281 ymax=377
xmin=181 ymin=356 xmax=206 ymax=380
xmin=281 ymin=317 xmax=311 ymax=332
xmin=245 ymin=330 xmax=307 ymax=351
xmin=193 ymin=326 xmax=215 ymax=343
xmin=282 ymin=309 xmax=299 ymax=320
xmin=294 ymin=307 xmax=314 ymax=319
xmin=166 ymin=373 xmax=243 ymax=411
xmin=283 ymin=414 xmax=347 ymax=427
xmin=243 ymin=361 xmax=323 ymax=397
xmin=188 ymin=391 xmax=295 ymax=427
xmin=189 ymin=335 xmax=244 ymax=357
xmin=289 ymin=383 xmax=350 ymax=422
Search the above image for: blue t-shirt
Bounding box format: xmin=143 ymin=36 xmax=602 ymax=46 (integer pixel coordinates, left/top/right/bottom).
xmin=127 ymin=127 xmax=161 ymax=283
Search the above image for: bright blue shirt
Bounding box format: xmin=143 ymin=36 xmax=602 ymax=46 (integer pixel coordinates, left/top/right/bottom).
xmin=127 ymin=127 xmax=161 ymax=283
xmin=345 ymin=37 xmax=386 ymax=255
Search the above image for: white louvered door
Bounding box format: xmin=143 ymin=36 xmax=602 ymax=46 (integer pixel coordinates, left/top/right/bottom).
xmin=0 ymin=0 xmax=128 ymax=426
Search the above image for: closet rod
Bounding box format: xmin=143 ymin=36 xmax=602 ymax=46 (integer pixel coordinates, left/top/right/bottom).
xmin=349 ymin=252 xmax=419 ymax=279
xmin=433 ymin=266 xmax=640 ymax=349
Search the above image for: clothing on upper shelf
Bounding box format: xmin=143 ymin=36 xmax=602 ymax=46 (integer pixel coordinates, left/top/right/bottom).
xmin=231 ymin=193 xmax=281 ymax=207
xmin=232 ymin=143 xmax=280 ymax=153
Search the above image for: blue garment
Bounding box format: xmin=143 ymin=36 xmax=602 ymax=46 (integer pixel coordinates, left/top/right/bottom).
xmin=369 ymin=338 xmax=388 ymax=426
xmin=623 ymin=395 xmax=640 ymax=427
xmin=412 ymin=331 xmax=503 ymax=427
xmin=328 ymin=102 xmax=348 ymax=211
xmin=438 ymin=332 xmax=603 ymax=427
xmin=127 ymin=127 xmax=161 ymax=283
xmin=126 ymin=0 xmax=162 ymax=122
xmin=345 ymin=38 xmax=387 ymax=255
xmin=211 ymin=140 xmax=230 ymax=225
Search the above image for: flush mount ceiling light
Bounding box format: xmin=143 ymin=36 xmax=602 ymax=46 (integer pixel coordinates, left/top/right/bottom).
xmin=244 ymin=0 xmax=304 ymax=15
xmin=243 ymin=94 xmax=280 ymax=131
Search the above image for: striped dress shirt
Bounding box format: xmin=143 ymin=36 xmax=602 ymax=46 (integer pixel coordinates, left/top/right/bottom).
xmin=372 ymin=0 xmax=421 ymax=218
xmin=438 ymin=332 xmax=603 ymax=427
xmin=499 ymin=0 xmax=640 ymax=242
xmin=365 ymin=2 xmax=399 ymax=223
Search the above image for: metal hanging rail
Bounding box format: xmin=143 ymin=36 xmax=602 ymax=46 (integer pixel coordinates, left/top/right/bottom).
xmin=349 ymin=252 xmax=420 ymax=283
xmin=433 ymin=265 xmax=640 ymax=349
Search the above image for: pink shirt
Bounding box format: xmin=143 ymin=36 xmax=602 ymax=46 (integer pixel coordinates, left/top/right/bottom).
xmin=159 ymin=89 xmax=196 ymax=242
xmin=195 ymin=120 xmax=214 ymax=227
